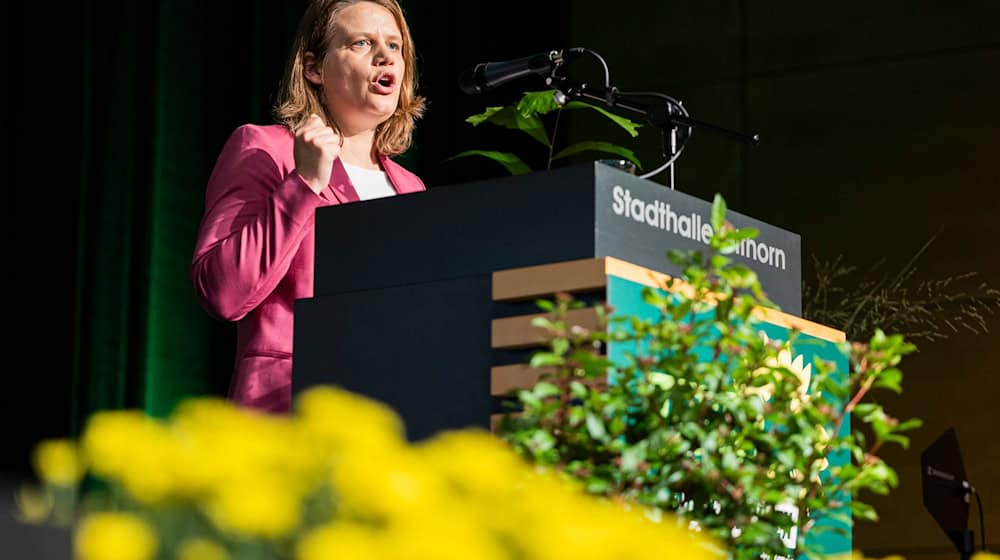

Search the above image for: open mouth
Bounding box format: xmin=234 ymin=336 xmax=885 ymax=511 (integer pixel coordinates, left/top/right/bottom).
xmin=373 ymin=73 xmax=396 ymax=90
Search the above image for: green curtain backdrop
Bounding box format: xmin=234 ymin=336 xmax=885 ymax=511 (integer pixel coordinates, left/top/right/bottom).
xmin=71 ymin=1 xmax=309 ymax=424
xmin=12 ymin=0 xmax=308 ymax=476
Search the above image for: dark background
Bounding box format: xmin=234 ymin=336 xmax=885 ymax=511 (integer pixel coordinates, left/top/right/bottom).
xmin=10 ymin=1 xmax=999 ymax=557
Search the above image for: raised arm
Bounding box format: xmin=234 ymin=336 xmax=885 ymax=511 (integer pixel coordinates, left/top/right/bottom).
xmin=191 ymin=125 xmax=328 ymax=321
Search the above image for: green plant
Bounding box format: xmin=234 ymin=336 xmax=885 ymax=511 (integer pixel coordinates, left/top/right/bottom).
xmin=498 ymin=195 xmax=922 ymax=560
xmin=447 ymin=90 xmax=643 ymax=174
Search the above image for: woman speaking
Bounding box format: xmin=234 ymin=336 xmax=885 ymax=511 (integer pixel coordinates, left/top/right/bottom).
xmin=191 ymin=0 xmax=425 ymax=413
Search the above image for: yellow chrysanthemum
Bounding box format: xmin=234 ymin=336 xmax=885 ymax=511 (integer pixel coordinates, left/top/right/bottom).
xmin=418 ymin=429 xmax=531 ymax=498
xmin=514 ymin=473 xmax=718 ymax=560
xmin=82 ymin=411 xmax=176 ymax=503
xmin=52 ymin=385 xmax=722 ymax=560
xmin=830 ymin=553 xmax=905 ymax=560
xmin=380 ymin=514 xmax=508 ymax=560
xmin=33 ymin=439 xmax=85 ymax=487
xmin=75 ymin=512 xmax=157 ymax=560
xmin=295 ymin=386 xmax=404 ymax=454
xmin=169 ymin=398 xmax=321 ymax=499
xmin=331 ymin=443 xmax=449 ymax=522
xmin=297 ymin=522 xmax=385 ymax=560
xmin=177 ymin=538 xmax=229 ymax=560
xmin=207 ymin=473 xmax=302 ymax=538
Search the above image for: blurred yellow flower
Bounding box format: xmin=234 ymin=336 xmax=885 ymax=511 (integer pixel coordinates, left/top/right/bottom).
xmin=82 ymin=411 xmax=176 ymax=503
xmin=514 ymin=473 xmax=717 ymax=560
xmin=418 ymin=429 xmax=530 ymax=498
xmin=296 ymin=385 xmax=404 ymax=453
xmin=830 ymin=553 xmax=905 ymax=560
xmin=177 ymin=538 xmax=229 ymax=560
xmin=381 ymin=514 xmax=508 ymax=560
xmin=30 ymin=385 xmax=719 ymax=560
xmin=331 ymin=443 xmax=449 ymax=522
xmin=75 ymin=512 xmax=157 ymax=560
xmin=168 ymin=398 xmax=321 ymax=499
xmin=297 ymin=522 xmax=385 ymax=560
xmin=33 ymin=439 xmax=85 ymax=486
xmin=207 ymin=472 xmax=302 ymax=538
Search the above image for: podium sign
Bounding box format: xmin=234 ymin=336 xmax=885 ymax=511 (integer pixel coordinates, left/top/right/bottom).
xmin=595 ymin=166 xmax=800 ymax=315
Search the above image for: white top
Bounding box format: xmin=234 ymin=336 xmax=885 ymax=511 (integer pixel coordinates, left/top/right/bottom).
xmin=342 ymin=162 xmax=397 ymax=201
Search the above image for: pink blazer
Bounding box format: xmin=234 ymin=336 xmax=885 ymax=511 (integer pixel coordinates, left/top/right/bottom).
xmin=191 ymin=124 xmax=426 ymax=412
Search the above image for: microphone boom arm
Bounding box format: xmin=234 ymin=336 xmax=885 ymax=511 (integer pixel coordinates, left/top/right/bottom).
xmin=549 ymin=77 xmax=759 ymax=145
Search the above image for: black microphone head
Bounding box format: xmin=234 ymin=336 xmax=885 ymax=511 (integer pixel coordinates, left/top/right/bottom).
xmin=458 ymin=64 xmax=486 ymax=95
xmin=458 ymin=52 xmax=558 ymax=95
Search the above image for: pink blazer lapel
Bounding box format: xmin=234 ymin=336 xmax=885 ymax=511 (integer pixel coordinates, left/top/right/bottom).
xmin=322 ymin=155 xmax=423 ymax=203
xmin=324 ymin=158 xmax=360 ymax=204
xmin=380 ymin=154 xmax=423 ymax=194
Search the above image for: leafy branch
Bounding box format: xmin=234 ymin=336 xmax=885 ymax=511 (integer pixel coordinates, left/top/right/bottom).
xmin=447 ymin=90 xmax=643 ymax=174
xmin=499 ymin=195 xmax=922 ymax=560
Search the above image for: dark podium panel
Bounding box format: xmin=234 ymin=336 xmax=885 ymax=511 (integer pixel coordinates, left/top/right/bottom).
xmin=295 ymin=276 xmax=494 ymax=440
xmin=313 ymin=163 xmax=801 ymax=314
xmin=295 ymin=163 xmax=803 ymax=439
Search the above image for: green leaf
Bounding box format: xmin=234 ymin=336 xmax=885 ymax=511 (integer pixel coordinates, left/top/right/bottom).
xmin=532 ymin=382 xmax=561 ymax=399
xmin=530 ymin=316 xmax=555 ymax=329
xmin=585 ymin=413 xmax=607 ymax=440
xmin=552 ymin=141 xmax=642 ymax=169
xmin=564 ymin=101 xmax=642 ymax=137
xmin=874 ymin=368 xmax=903 ymax=393
xmin=728 ymin=227 xmax=759 ymax=243
xmin=884 ymin=433 xmax=911 ymax=449
xmin=586 ymin=478 xmax=610 ymax=494
xmin=535 ymin=299 xmax=555 ymax=312
xmin=530 ymin=352 xmax=564 ymax=368
xmin=516 ymin=90 xmax=563 ymax=116
xmin=518 ymin=389 xmax=540 ymax=409
xmin=722 ymin=265 xmax=758 ymax=288
xmin=667 ymin=249 xmax=688 ymax=266
xmin=711 ymin=194 xmax=727 ymax=233
xmin=648 ymin=372 xmax=675 ymax=391
xmin=527 ymin=429 xmax=556 ymax=454
xmin=621 ymin=444 xmax=646 ymax=472
xmin=446 ymin=150 xmax=532 ymax=175
xmin=710 ymin=254 xmax=731 ymax=271
xmin=850 ymin=500 xmax=880 ymax=522
xmin=470 ymin=106 xmax=550 ymax=147
xmin=852 ymin=403 xmax=880 ymax=419
xmin=465 ymin=106 xmax=505 ymax=126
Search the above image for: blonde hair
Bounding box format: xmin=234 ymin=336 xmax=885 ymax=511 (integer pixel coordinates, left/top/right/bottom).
xmin=274 ymin=0 xmax=425 ymax=156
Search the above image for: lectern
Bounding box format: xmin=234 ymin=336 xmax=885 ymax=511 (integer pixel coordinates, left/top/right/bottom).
xmin=294 ymin=163 xmax=812 ymax=439
xmin=292 ymin=162 xmax=850 ymax=554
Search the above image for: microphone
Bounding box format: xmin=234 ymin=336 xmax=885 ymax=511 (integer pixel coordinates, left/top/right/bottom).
xmin=459 ymin=50 xmax=573 ymax=94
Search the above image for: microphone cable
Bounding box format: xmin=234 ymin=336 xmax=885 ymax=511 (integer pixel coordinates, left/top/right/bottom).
xmin=563 ymin=47 xmax=611 ymax=88
xmin=616 ymin=90 xmax=692 ymax=180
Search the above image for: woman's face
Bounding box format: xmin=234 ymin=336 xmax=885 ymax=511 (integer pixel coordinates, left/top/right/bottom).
xmin=312 ymin=2 xmax=404 ymax=135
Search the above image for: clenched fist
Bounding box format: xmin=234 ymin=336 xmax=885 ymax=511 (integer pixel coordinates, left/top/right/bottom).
xmin=294 ymin=113 xmax=341 ymax=195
